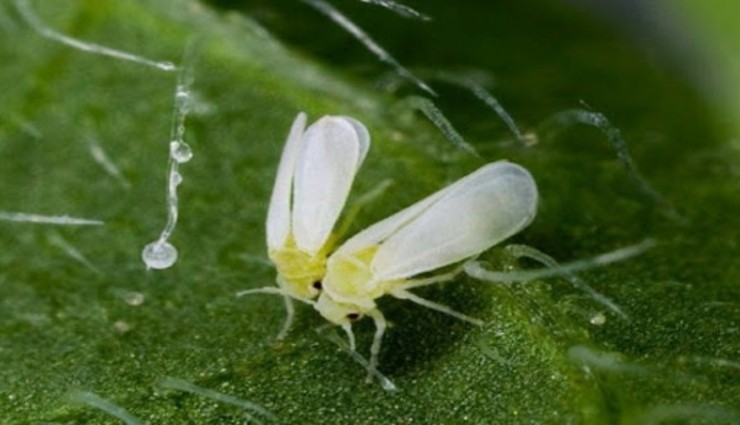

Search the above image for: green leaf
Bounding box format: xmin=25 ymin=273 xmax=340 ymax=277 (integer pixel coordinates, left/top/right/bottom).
xmin=1 ymin=0 xmax=738 ymax=423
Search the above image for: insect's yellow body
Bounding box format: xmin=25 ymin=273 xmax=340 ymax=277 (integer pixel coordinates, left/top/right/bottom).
xmin=314 ymin=246 xmax=399 ymax=324
xmin=306 ymin=161 xmax=539 ymax=377
xmin=268 ymin=235 xmax=333 ymax=299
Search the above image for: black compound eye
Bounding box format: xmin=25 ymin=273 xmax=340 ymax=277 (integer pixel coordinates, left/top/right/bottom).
xmin=346 ymin=313 xmax=360 ymax=321
xmin=312 ymin=281 xmax=322 ymax=290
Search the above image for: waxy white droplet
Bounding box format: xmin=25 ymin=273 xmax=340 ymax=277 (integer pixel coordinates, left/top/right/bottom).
xmin=142 ymin=241 xmax=178 ymax=269
xmin=170 ymin=141 xmax=193 ymax=163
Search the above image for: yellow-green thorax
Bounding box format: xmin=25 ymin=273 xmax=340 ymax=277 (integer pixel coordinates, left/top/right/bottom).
xmin=321 ymin=246 xmax=401 ymax=314
xmin=269 ymin=235 xmax=334 ymax=299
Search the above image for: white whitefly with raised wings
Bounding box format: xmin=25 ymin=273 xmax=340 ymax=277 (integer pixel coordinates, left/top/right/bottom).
xmin=313 ymin=161 xmax=538 ymax=378
xmin=244 ymin=111 xmax=370 ymax=338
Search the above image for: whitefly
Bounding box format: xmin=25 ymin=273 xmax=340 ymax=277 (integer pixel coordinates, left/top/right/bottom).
xmin=239 ymin=112 xmax=370 ymax=339
xmin=314 ymin=161 xmax=538 ymax=379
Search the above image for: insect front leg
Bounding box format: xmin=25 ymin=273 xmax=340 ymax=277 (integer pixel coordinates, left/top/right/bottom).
xmin=236 ymin=286 xmax=315 ymax=339
xmin=340 ymin=322 xmax=357 ymax=351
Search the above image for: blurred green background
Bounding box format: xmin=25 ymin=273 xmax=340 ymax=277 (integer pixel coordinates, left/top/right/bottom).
xmin=0 ymin=0 xmax=738 ymax=423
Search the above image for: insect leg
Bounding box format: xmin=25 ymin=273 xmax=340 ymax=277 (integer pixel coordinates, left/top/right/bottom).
xmin=341 ymin=322 xmax=356 ymax=351
xmin=236 ymin=286 xmax=316 ymax=306
xmin=393 ymin=265 xmax=465 ymax=291
xmin=366 ymin=309 xmax=387 ymax=384
xmin=276 ymin=295 xmax=295 ymax=340
xmin=236 ymin=286 xmax=315 ymax=339
xmin=236 ymin=286 xmax=286 ymax=297
xmin=390 ymin=289 xmax=483 ymax=326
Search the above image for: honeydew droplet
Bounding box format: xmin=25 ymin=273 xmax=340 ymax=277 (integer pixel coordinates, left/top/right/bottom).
xmin=170 ymin=141 xmax=193 ymax=163
xmin=142 ymin=241 xmax=178 ymax=269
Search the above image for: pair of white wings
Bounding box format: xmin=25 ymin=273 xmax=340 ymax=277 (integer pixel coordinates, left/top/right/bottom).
xmin=266 ymin=112 xmax=370 ymax=254
xmin=335 ymin=161 xmax=538 ymax=282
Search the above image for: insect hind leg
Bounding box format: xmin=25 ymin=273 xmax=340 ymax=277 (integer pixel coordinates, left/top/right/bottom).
xmin=394 ymin=264 xmax=465 ymax=291
xmin=390 ymin=288 xmax=483 ymax=326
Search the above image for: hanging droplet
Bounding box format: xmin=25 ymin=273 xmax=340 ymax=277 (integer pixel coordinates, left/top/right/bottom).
xmin=171 ymin=170 xmax=183 ymax=186
xmin=142 ymin=240 xmax=178 ymax=269
xmin=170 ymin=141 xmax=193 ymax=163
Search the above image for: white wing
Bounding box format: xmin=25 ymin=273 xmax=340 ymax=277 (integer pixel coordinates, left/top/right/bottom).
xmin=335 ymin=171 xmax=463 ymax=256
xmin=336 ymin=116 xmax=371 ymax=165
xmin=292 ymin=116 xmax=370 ymax=253
xmin=371 ymin=162 xmax=538 ymax=281
xmin=266 ymin=112 xmax=307 ymax=251
xmin=337 ymin=161 xmax=514 ymax=255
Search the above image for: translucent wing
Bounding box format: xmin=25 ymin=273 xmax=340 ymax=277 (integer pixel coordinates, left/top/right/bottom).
xmin=337 ymin=161 xmax=516 ymax=255
xmin=371 ymin=162 xmax=537 ymax=281
xmin=335 ymin=172 xmax=460 ymax=255
xmin=266 ymin=112 xmax=307 ymax=251
xmin=336 ymin=116 xmax=371 ymax=165
xmin=292 ymin=116 xmax=370 ymax=253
